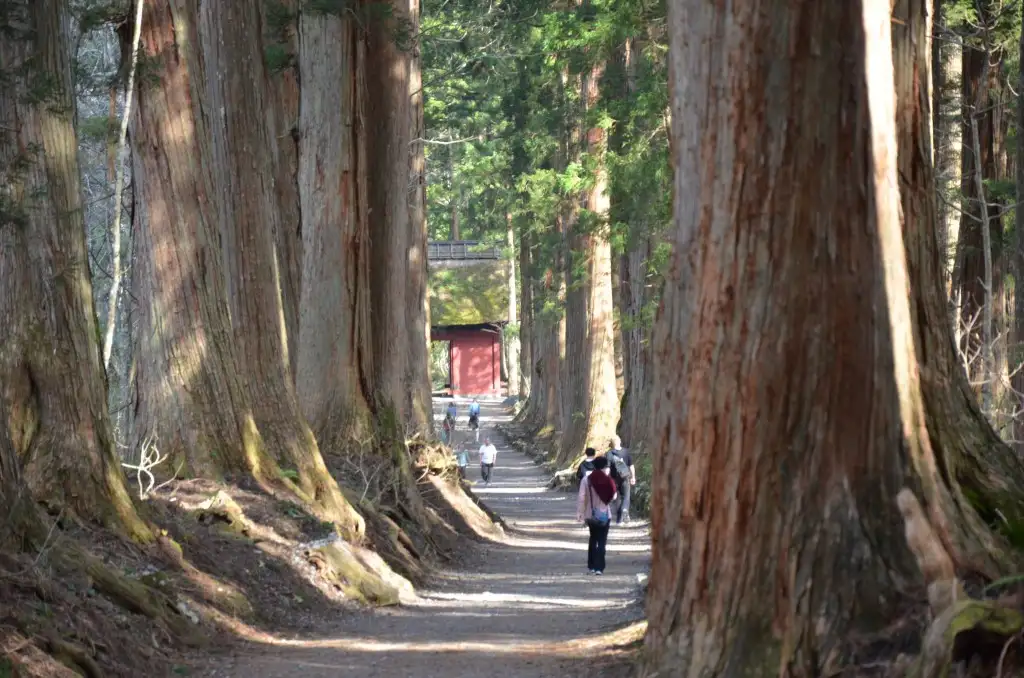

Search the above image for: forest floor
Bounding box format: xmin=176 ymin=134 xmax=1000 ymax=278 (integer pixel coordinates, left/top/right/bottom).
xmin=197 ymin=401 xmax=651 ymax=678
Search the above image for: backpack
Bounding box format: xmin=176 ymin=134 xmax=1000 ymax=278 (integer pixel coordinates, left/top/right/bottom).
xmin=608 ymin=450 xmax=630 ymax=481
xmin=576 ymin=458 xmax=596 ymax=482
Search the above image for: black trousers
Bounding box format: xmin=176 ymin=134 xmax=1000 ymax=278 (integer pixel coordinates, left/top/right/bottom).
xmin=587 ymin=521 xmax=610 ymax=572
xmin=615 ymin=481 xmax=631 ymax=523
xmin=481 ymin=462 xmax=494 ymax=482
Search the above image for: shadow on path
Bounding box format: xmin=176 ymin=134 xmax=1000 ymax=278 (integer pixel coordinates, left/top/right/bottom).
xmin=210 ymin=399 xmax=650 ymax=678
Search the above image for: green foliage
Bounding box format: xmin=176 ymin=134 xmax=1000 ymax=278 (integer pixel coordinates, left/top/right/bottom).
xmin=421 ymin=0 xmax=671 ymax=327
xmin=429 ymin=262 xmax=509 ymax=326
xmin=264 ymin=43 xmax=294 ymax=73
xmin=79 ymin=114 xmax=119 ymax=142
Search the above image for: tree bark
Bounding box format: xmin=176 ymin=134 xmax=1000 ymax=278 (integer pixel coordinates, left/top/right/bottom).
xmin=0 ymin=0 xmax=149 ymax=540
xmin=1014 ymin=6 xmax=1024 ymax=453
xmin=365 ymin=0 xmax=433 ymax=432
xmin=932 ymin=5 xmax=961 ymax=300
xmin=643 ymin=0 xmax=1021 ymax=674
xmin=559 ymin=59 xmax=618 ymax=463
xmin=129 ymin=0 xmax=285 ymax=485
xmin=506 ymin=215 xmax=520 ymax=398
xmin=294 ymin=7 xmax=374 ymax=444
xmin=518 ymin=225 xmax=533 ymax=400
xmin=258 ymin=0 xmax=303 ymax=383
xmin=198 ymin=0 xmax=363 ymax=536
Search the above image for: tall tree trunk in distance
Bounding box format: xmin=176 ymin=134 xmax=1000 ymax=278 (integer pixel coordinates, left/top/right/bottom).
xmin=644 ymin=0 xmax=1021 ymax=673
xmin=506 ymin=214 xmax=520 ymax=398
xmin=405 ymin=15 xmax=434 ymax=434
xmin=0 ymin=0 xmax=149 ymax=541
xmin=518 ymin=225 xmax=533 ymax=400
xmin=559 ymin=58 xmax=618 ymax=463
xmin=365 ymin=0 xmax=432 ymax=432
xmin=129 ymin=0 xmax=284 ymax=487
xmin=1014 ymin=7 xmax=1024 ymax=453
xmin=933 ymin=2 xmax=961 ymax=301
xmin=295 ymin=7 xmax=374 ymax=445
xmin=259 ymin=0 xmax=303 ymax=383
xmin=199 ymin=0 xmax=363 ymax=537
xmin=953 ymin=10 xmax=1002 ymax=396
xmin=611 ymin=37 xmax=653 ymax=448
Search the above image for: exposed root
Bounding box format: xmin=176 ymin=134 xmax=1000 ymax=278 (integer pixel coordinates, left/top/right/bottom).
xmin=899 ymin=487 xmax=1024 ymax=677
xmin=304 ymin=539 xmax=411 ymax=606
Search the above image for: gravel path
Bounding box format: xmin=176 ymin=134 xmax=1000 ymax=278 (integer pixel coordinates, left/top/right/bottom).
xmin=213 ymin=402 xmax=650 ymax=677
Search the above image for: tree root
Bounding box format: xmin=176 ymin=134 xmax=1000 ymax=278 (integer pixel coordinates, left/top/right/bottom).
xmin=43 ymin=635 xmax=103 ymax=678
xmin=899 ymin=488 xmax=1024 ymax=676
xmin=304 ymin=539 xmax=412 ymax=606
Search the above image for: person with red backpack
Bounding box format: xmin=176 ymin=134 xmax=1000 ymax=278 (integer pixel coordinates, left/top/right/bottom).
xmin=576 ymin=455 xmax=617 ymax=575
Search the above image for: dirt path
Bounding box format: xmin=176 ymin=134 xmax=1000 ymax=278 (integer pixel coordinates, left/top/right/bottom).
xmin=207 ymin=402 xmax=650 ymax=677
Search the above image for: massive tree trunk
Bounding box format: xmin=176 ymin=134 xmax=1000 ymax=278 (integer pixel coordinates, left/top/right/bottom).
xmin=559 ymin=59 xmax=618 ymax=463
xmin=198 ymin=0 xmax=363 ymax=536
xmin=259 ymin=0 xmax=303 ymax=383
xmin=294 ymin=7 xmax=374 ymax=445
xmin=643 ymin=0 xmax=1022 ymax=674
xmin=129 ymin=1 xmax=289 ymax=487
xmin=0 ymin=0 xmax=149 ymax=541
xmin=364 ymin=0 xmax=432 ymax=432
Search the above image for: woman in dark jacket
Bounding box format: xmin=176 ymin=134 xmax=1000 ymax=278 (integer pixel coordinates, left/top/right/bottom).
xmin=576 ymin=455 xmax=617 ymax=574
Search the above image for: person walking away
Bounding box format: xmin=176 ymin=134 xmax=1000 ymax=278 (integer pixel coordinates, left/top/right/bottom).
xmin=607 ymin=435 xmax=635 ymax=524
xmin=576 ymin=447 xmax=597 ymax=483
xmin=445 ymin=401 xmax=457 ymax=426
xmin=479 ymin=436 xmax=498 ymax=485
xmin=577 ymin=456 xmax=616 ymax=575
xmin=455 ymin=446 xmax=469 ymax=480
xmin=468 ymin=398 xmax=481 ymax=441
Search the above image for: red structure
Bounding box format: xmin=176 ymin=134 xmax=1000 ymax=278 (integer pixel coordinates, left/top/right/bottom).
xmin=431 ymin=323 xmax=504 ymax=397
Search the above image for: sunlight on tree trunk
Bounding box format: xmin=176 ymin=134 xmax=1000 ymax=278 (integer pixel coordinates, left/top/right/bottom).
xmin=199 ymin=0 xmax=364 ymax=537
xmin=365 ymin=0 xmax=433 ymax=432
xmin=129 ymin=0 xmax=282 ymax=485
xmin=643 ymin=0 xmax=1023 ymax=673
xmin=295 ymin=7 xmax=374 ymax=444
xmin=0 ymin=0 xmax=149 ymax=541
xmin=559 ymin=59 xmax=618 ymax=463
xmin=259 ymin=0 xmax=303 ymax=383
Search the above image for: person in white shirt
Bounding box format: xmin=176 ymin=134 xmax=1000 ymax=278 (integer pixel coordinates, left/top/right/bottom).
xmin=478 ymin=437 xmax=498 ymax=485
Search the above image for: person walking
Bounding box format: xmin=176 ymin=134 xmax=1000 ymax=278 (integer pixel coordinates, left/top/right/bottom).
xmin=576 ymin=447 xmax=597 ymax=482
xmin=468 ymin=398 xmax=481 ymax=441
xmin=577 ymin=456 xmax=616 ymax=575
xmin=478 ymin=436 xmax=498 ymax=485
xmin=455 ymin=446 xmax=469 ymax=480
xmin=607 ymin=435 xmax=635 ymax=524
